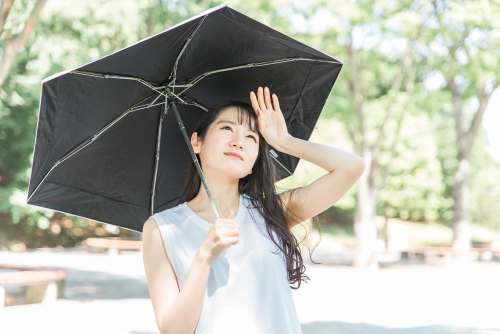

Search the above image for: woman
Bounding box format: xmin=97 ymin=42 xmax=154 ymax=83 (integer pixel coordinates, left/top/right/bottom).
xmin=142 ymin=87 xmax=365 ymax=334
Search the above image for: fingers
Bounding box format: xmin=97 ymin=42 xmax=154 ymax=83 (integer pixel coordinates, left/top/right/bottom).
xmin=257 ymin=86 xmax=267 ymax=112
xmin=250 ymin=87 xmax=281 ymax=118
xmin=264 ymin=87 xmax=273 ymax=111
xmin=215 ymin=213 xmax=239 ymax=226
xmin=227 ymin=236 xmax=239 ymax=246
xmin=272 ymin=93 xmax=281 ymax=112
xmin=251 ymin=86 xmax=278 ymax=114
xmin=216 ymin=224 xmax=240 ymax=237
xmin=250 ymin=91 xmax=260 ymax=115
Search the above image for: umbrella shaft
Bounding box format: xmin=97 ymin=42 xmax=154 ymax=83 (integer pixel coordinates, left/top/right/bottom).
xmin=166 ymin=89 xmax=220 ymax=219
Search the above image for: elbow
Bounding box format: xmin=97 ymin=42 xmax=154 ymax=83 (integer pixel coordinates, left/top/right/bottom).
xmin=158 ymin=320 xmax=167 ymax=334
xmin=159 ymin=316 xmax=171 ymax=334
xmin=347 ymin=156 xmax=366 ymax=175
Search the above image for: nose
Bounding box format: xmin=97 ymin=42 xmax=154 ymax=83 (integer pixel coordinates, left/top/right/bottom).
xmin=230 ymin=132 xmax=244 ymax=149
xmin=231 ymin=141 xmax=243 ymax=149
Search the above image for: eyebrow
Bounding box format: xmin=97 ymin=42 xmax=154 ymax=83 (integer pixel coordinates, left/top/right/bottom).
xmin=216 ymin=119 xmax=258 ymax=135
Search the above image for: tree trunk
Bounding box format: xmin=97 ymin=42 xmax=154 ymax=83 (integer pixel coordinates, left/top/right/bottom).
xmin=383 ymin=204 xmax=390 ymax=250
xmin=352 ymin=149 xmax=378 ymax=268
xmin=452 ymin=155 xmax=472 ymax=255
xmin=344 ymin=15 xmax=421 ymax=269
xmin=0 ymin=0 xmax=48 ymax=88
xmin=446 ymin=81 xmax=497 ymax=256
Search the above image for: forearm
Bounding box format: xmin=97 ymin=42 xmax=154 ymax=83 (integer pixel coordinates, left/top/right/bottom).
xmin=161 ymin=250 xmax=213 ymax=334
xmin=275 ymin=135 xmax=364 ymax=173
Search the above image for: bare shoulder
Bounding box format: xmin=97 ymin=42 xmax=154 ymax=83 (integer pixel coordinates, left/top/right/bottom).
xmin=142 ymin=217 xmax=167 ymax=267
xmin=143 ymin=217 xmax=159 ymax=235
xmin=142 ymin=217 xmax=168 ymax=264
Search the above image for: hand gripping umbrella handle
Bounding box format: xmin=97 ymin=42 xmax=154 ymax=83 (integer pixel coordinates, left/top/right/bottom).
xmin=165 ymin=89 xmax=232 ymax=257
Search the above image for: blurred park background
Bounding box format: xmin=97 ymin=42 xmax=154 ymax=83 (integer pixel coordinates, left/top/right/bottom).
xmin=0 ymin=0 xmax=499 ymax=333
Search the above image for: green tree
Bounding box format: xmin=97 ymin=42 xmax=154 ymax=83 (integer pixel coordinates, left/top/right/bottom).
xmin=0 ymin=0 xmax=50 ymax=249
xmin=293 ymin=0 xmax=433 ymax=267
xmin=423 ymin=0 xmax=500 ymax=254
xmin=0 ymin=0 xmax=48 ymax=88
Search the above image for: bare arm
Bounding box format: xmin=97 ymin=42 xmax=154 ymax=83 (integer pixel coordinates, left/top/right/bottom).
xmin=142 ymin=218 xmax=214 ymax=334
xmin=276 ymin=135 xmax=365 ymax=229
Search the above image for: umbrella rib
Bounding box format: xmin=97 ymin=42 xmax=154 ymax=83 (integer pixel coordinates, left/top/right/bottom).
xmin=27 ymin=93 xmax=161 ymax=204
xmin=70 ymin=71 xmax=195 ymax=108
xmin=270 ymin=154 xmax=293 ymax=177
xmin=129 ymin=99 xmax=165 ymax=113
xmin=150 ymin=90 xmax=170 ymax=216
xmin=177 ymin=95 xmax=209 ymax=111
xmin=70 ymin=70 xmax=164 ymax=92
xmin=169 ymin=15 xmax=208 ymax=93
xmin=172 ymin=57 xmax=342 ymax=96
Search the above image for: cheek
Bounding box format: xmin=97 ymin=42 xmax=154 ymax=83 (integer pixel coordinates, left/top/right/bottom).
xmin=249 ymin=144 xmax=260 ymax=161
xmin=212 ymin=131 xmax=229 ymax=145
xmin=201 ymin=135 xmax=229 ymax=163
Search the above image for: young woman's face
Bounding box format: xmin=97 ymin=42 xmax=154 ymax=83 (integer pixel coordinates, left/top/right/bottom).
xmin=192 ymin=106 xmax=259 ymax=179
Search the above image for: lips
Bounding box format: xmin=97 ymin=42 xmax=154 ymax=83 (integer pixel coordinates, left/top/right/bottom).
xmin=224 ymin=152 xmax=243 ymax=160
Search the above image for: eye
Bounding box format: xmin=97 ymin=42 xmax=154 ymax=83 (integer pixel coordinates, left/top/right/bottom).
xmin=222 ymin=126 xmax=257 ymax=142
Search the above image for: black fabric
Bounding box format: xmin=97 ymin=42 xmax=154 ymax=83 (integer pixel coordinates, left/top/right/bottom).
xmin=27 ymin=5 xmax=343 ymax=232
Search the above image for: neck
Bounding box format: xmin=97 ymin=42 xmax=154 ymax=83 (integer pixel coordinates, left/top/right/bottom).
xmin=190 ymin=183 xmax=240 ymax=216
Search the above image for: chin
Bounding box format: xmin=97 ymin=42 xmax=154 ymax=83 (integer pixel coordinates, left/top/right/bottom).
xmin=215 ymin=165 xmax=249 ymax=179
xmin=226 ymin=170 xmax=250 ymax=179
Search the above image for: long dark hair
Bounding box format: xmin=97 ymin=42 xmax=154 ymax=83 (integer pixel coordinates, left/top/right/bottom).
xmin=175 ymin=100 xmax=322 ymax=289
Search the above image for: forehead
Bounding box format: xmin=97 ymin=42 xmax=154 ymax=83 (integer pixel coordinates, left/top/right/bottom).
xmin=216 ymin=107 xmax=257 ymax=133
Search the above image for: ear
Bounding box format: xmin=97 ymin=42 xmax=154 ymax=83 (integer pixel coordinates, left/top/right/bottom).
xmin=191 ymin=132 xmax=201 ymax=153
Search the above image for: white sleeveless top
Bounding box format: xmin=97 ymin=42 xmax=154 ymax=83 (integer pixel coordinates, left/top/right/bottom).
xmin=149 ymin=193 xmax=302 ymax=334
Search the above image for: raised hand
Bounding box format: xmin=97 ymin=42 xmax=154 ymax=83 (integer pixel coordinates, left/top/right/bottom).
xmin=250 ymin=86 xmax=290 ymax=149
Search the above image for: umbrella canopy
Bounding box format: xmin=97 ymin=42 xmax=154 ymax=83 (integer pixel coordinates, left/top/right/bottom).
xmin=26 ymin=4 xmax=344 ymax=233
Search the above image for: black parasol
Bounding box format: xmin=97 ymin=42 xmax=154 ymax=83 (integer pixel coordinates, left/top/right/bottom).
xmin=26 ymin=4 xmax=344 ymax=233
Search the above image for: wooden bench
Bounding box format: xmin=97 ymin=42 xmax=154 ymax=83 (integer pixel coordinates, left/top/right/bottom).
xmin=83 ymin=237 xmax=142 ymax=255
xmin=0 ymin=265 xmax=67 ymax=308
xmin=401 ymin=246 xmax=500 ymax=261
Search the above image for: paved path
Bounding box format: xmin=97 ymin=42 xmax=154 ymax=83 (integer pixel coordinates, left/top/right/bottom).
xmin=0 ymin=248 xmax=499 ymax=334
